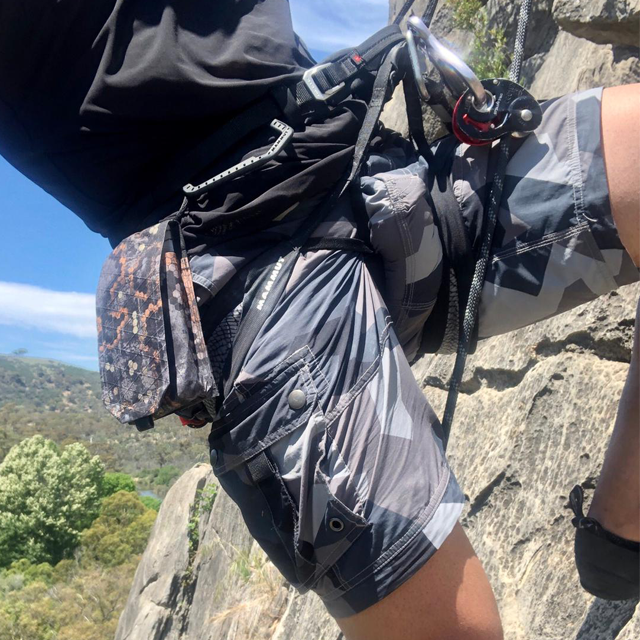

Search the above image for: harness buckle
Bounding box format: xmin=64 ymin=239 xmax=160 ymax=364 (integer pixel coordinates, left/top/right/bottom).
xmin=302 ymin=63 xmax=346 ymax=101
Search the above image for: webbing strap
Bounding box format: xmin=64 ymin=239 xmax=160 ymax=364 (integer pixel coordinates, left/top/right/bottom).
xmin=344 ymin=44 xmax=404 ymax=191
xmin=304 ymin=237 xmax=373 ymax=254
xmin=425 ymin=165 xmax=475 ymax=353
xmin=403 ymin=75 xmax=433 ymax=161
xmin=293 ymin=25 xmax=405 ymax=111
xmin=247 ymin=451 xmax=273 ymax=483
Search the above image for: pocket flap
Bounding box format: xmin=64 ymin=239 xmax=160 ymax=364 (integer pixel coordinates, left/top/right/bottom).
xmin=212 ymin=350 xmax=320 ymax=474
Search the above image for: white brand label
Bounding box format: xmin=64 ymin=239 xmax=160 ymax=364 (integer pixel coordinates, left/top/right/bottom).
xmin=256 ymin=257 xmax=285 ymax=311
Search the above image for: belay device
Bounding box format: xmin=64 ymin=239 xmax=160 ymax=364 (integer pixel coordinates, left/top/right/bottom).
xmin=404 ymin=15 xmax=541 ymax=147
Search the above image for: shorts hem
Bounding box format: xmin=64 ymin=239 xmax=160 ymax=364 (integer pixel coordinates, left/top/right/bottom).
xmin=320 ymin=469 xmax=463 ymax=618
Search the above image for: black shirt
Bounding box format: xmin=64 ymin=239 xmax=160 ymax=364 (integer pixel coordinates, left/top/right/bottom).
xmin=0 ymin=0 xmax=318 ymax=241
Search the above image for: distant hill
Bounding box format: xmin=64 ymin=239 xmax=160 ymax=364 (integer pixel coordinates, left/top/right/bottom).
xmin=0 ymin=355 xmax=103 ymax=413
xmin=0 ymin=355 xmax=209 ymax=492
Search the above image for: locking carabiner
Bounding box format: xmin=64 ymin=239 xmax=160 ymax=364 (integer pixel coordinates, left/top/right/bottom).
xmin=406 ymin=16 xmax=491 ymax=112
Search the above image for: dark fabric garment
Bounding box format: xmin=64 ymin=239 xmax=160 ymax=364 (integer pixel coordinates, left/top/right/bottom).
xmin=180 ymin=99 xmax=369 ymax=253
xmin=0 ymin=0 xmax=318 ymax=242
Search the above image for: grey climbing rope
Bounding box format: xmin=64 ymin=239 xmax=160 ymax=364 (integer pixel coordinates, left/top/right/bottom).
xmin=440 ymin=0 xmax=533 ymax=448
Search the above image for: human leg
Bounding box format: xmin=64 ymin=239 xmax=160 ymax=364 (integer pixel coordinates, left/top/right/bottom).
xmin=208 ymin=247 xmax=502 ymax=638
xmin=336 ymin=523 xmax=503 ymax=640
xmin=601 ymin=84 xmax=640 ymax=267
xmin=586 ymin=298 xmax=639 ymax=544
xmin=587 ymin=84 xmax=640 ymax=542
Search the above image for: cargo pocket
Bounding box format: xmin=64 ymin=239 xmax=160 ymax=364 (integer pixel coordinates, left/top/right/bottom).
xmin=209 ymin=347 xmax=369 ymax=591
xmin=360 ymin=160 xmax=444 ymax=361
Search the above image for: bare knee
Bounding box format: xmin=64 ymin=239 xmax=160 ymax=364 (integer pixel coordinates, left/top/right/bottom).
xmin=602 ymin=84 xmax=640 ymax=267
xmin=336 ymin=523 xmax=503 ymax=640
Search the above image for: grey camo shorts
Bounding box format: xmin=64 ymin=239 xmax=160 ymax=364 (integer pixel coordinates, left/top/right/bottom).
xmin=206 ymin=87 xmax=639 ymax=618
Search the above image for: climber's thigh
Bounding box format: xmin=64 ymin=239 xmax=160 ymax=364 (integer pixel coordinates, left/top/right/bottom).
xmin=601 ymin=84 xmax=640 ymax=267
xmin=443 ymin=87 xmax=639 ymax=341
xmin=208 ymin=249 xmax=470 ymax=618
xmin=337 ymin=523 xmax=503 ymax=640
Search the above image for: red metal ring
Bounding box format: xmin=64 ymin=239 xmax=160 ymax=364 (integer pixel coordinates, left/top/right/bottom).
xmin=452 ymin=95 xmax=492 ymax=146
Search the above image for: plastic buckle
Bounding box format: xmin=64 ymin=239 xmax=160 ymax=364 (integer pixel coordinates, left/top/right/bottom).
xmin=183 ymin=119 xmax=294 ymax=198
xmin=302 ymin=63 xmax=346 ymax=101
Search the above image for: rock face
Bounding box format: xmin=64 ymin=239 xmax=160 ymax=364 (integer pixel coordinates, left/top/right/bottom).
xmin=117 ymin=3 xmax=639 ymax=639
xmin=116 ymin=465 xmax=342 ymax=640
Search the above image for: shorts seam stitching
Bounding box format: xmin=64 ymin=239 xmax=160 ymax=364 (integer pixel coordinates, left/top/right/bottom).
xmin=383 ymin=176 xmax=415 ymax=327
xmin=491 ymin=223 xmax=589 ymax=263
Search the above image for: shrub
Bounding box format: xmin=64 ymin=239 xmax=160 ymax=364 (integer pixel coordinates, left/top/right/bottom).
xmin=0 ymin=435 xmax=104 ymax=567
xmin=101 ymin=472 xmax=136 ymax=497
xmin=449 ymin=0 xmax=509 ymax=79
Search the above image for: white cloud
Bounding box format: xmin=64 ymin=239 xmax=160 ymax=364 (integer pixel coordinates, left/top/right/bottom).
xmin=0 ymin=281 xmax=96 ymax=339
xmin=290 ymin=0 xmax=390 ymax=55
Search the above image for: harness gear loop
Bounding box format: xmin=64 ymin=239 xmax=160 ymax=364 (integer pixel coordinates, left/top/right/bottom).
xmin=182 ymin=119 xmax=294 ymax=198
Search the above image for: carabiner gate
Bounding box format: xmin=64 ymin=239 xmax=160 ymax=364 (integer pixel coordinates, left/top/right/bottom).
xmin=406 ymin=16 xmax=491 ymax=112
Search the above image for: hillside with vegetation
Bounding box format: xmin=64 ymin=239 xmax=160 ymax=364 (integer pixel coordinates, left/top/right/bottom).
xmin=0 ymin=355 xmax=209 ymax=496
xmin=0 ymin=355 xmax=212 ymax=639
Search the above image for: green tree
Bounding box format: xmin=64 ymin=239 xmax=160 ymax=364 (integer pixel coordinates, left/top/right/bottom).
xmin=140 ymin=495 xmax=162 ymax=511
xmin=0 ymin=435 xmax=104 ymax=567
xmin=155 ymin=464 xmax=181 ymax=487
xmin=81 ymin=491 xmax=156 ymax=567
xmin=449 ymin=0 xmax=509 ymax=79
xmin=101 ymin=471 xmax=136 ymax=497
xmin=3 ymin=558 xmax=54 ymax=586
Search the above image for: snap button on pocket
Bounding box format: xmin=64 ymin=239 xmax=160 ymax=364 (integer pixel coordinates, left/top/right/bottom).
xmin=288 ymin=389 xmax=307 ymax=410
xmin=209 ymin=448 xmax=218 ymax=468
xmin=329 ymin=517 xmax=345 ymax=533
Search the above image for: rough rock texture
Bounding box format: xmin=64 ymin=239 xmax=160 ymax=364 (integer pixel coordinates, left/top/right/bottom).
xmin=118 ymin=3 xmax=640 ymax=639
xmin=116 ymin=465 xmax=341 ymax=640
xmin=553 ymin=0 xmax=640 ymax=47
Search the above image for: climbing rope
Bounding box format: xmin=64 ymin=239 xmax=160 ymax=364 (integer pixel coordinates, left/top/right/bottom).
xmin=389 ymin=0 xmax=534 ymax=448
xmin=440 ymin=0 xmax=533 ymax=448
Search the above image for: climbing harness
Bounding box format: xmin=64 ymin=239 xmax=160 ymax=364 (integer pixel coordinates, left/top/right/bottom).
xmin=97 ymin=0 xmax=540 ymax=438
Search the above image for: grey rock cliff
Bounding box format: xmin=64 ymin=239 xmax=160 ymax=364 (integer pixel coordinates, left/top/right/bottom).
xmin=118 ymin=2 xmax=639 ymax=639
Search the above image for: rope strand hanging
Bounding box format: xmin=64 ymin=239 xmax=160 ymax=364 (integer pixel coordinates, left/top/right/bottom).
xmin=389 ymin=0 xmax=535 ymax=449
xmin=440 ymin=0 xmax=533 ymax=448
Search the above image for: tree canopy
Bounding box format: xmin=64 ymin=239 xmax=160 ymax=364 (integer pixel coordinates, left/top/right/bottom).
xmin=0 ymin=435 xmax=104 ymax=567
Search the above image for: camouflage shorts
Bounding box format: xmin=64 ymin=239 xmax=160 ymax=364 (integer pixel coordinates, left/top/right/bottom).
xmin=206 ymin=87 xmax=638 ymax=619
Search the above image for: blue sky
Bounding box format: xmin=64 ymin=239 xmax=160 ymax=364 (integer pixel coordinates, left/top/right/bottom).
xmin=0 ymin=0 xmax=389 ymax=371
